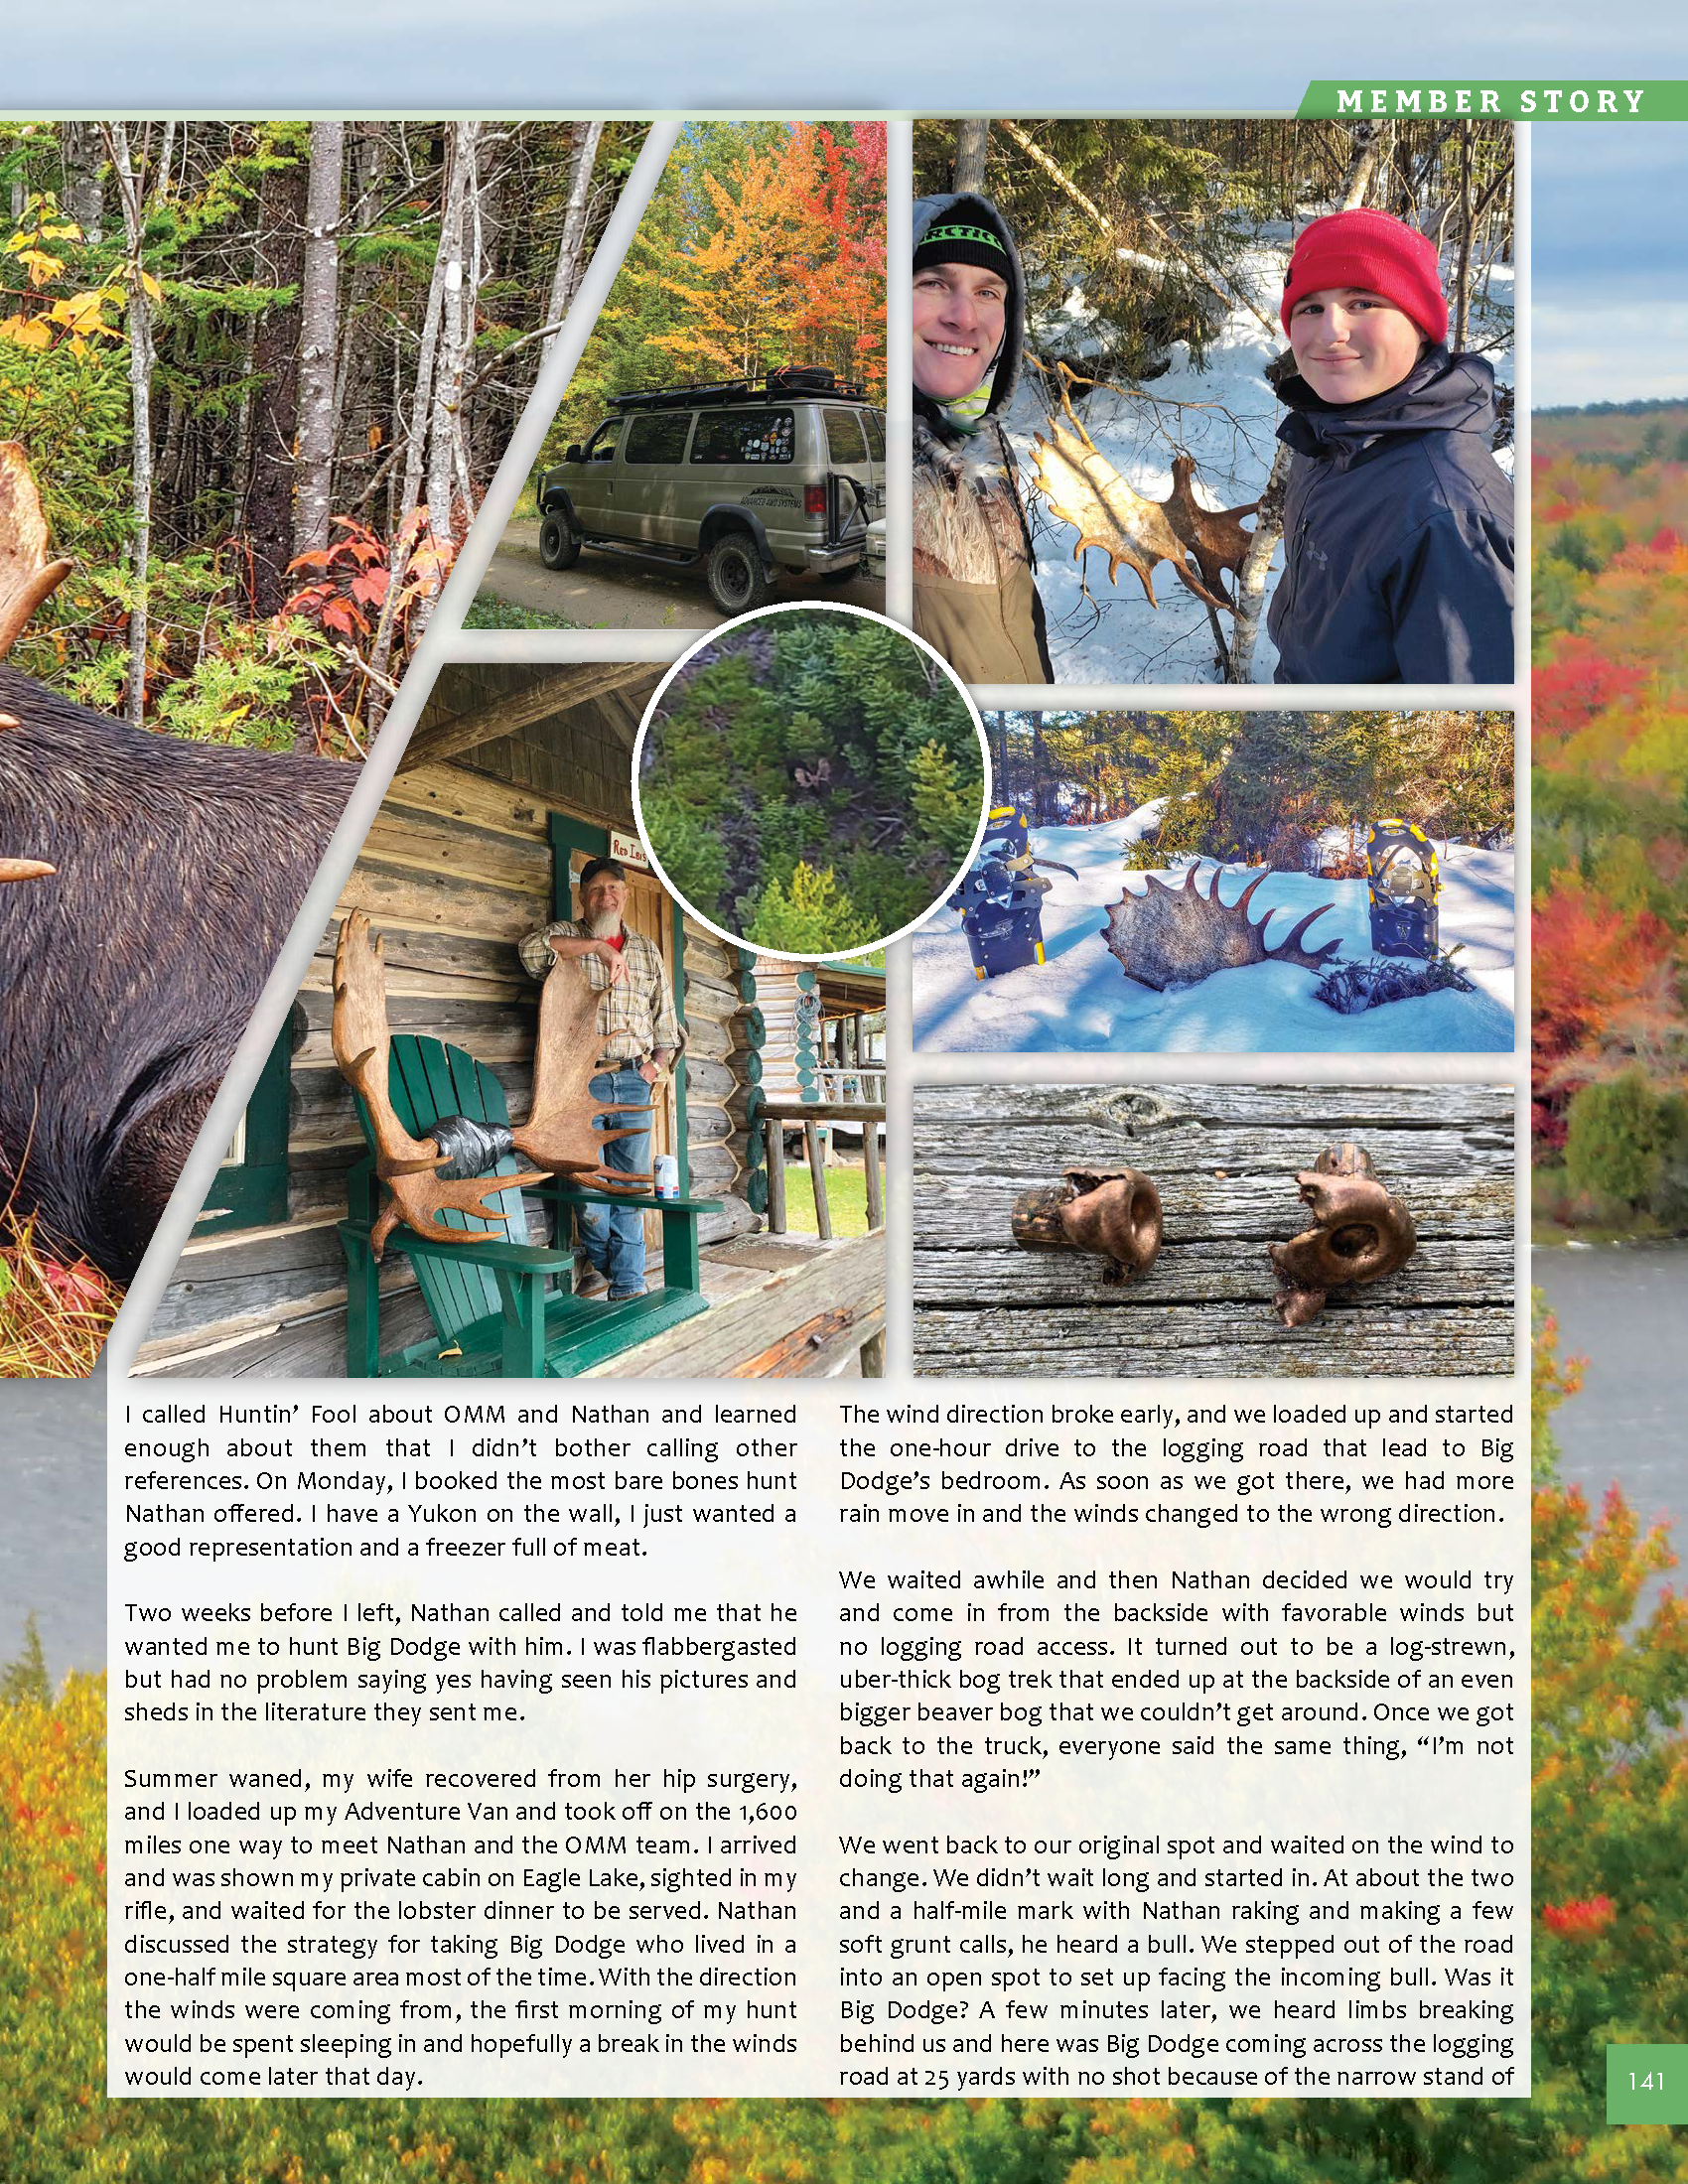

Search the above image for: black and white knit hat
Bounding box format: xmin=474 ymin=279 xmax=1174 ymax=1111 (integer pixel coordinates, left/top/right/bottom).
xmin=914 ymin=207 xmax=1012 ymax=278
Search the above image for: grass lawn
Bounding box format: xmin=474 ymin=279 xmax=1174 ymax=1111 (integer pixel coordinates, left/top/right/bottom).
xmin=781 ymin=1160 xmax=884 ymax=1238
xmin=462 ymin=594 xmax=582 ymax=631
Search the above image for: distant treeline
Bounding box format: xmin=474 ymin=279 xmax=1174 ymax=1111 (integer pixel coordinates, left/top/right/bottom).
xmin=1536 ymin=398 xmax=1688 ymax=419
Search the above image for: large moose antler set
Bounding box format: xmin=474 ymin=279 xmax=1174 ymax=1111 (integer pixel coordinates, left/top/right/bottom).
xmin=1028 ymin=366 xmax=1258 ymax=612
xmin=0 ymin=443 xmax=70 ymax=885
xmin=1102 ymin=865 xmax=1341 ymax=992
xmin=333 ymin=909 xmax=652 ymax=1260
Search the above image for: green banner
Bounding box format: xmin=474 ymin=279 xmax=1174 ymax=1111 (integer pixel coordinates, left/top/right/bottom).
xmin=1298 ymin=81 xmax=1688 ymax=120
xmin=1607 ymin=2047 xmax=1688 ymax=2125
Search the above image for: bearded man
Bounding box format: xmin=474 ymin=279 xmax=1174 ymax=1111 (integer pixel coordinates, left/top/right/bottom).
xmin=518 ymin=857 xmax=682 ymax=1299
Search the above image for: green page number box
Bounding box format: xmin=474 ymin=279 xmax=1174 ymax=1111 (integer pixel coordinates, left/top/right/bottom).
xmin=1607 ymin=2046 xmax=1688 ymax=2124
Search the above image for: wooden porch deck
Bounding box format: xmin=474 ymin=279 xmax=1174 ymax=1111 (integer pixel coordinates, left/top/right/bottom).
xmin=130 ymin=1224 xmax=884 ymax=1381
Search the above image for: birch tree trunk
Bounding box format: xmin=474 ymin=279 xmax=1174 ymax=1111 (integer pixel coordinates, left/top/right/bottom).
xmin=58 ymin=122 xmax=103 ymax=244
xmin=1224 ymin=443 xmax=1292 ymax=684
xmin=1454 ymin=124 xmax=1474 ymax=351
xmin=365 ymin=129 xmax=461 ymax=717
xmin=331 ymin=121 xmax=390 ymax=467
xmin=1339 ymin=121 xmax=1386 ymax=209
xmin=425 ymin=122 xmax=481 ymax=589
xmin=103 ymin=124 xmax=156 ymax=729
xmin=952 ymin=119 xmax=989 ymax=195
xmin=541 ymin=121 xmax=604 ymax=368
xmin=292 ymin=120 xmax=345 ymax=563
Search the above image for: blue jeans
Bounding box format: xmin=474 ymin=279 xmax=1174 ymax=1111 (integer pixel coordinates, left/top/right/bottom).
xmin=579 ymin=1066 xmax=651 ymax=1298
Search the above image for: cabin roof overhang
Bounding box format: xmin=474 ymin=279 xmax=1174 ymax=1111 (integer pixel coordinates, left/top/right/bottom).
xmin=400 ymin=663 xmax=663 ymax=778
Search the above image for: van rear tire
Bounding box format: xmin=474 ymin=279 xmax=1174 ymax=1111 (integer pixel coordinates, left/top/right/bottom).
xmin=706 ymin=533 xmax=774 ymax=614
xmin=539 ymin=509 xmax=581 ymax=571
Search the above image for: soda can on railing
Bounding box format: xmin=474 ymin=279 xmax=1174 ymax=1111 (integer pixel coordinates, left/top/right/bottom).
xmin=653 ymin=1154 xmax=679 ymax=1200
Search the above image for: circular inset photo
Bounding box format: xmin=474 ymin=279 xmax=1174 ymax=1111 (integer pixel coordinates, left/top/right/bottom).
xmin=633 ymin=605 xmax=989 ymax=959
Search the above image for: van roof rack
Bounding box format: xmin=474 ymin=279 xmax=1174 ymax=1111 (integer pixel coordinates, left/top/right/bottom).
xmin=608 ymin=369 xmax=869 ymax=414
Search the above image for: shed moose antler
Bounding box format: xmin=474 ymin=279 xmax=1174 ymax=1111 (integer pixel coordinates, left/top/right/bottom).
xmin=333 ymin=909 xmax=654 ymax=1260
xmin=1103 ymin=865 xmax=1341 ymax=992
xmin=1029 ymin=367 xmax=1253 ymax=613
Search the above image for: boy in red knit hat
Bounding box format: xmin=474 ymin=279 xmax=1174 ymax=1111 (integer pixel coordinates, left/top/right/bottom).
xmin=1268 ymin=206 xmax=1512 ymax=684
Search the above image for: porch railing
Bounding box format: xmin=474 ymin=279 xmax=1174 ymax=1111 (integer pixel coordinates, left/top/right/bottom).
xmin=761 ymin=1101 xmax=886 ymax=1241
xmin=812 ymin=1065 xmax=887 ymax=1106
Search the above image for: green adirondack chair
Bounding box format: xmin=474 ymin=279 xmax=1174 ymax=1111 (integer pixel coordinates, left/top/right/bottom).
xmin=338 ymin=1033 xmax=719 ymax=1377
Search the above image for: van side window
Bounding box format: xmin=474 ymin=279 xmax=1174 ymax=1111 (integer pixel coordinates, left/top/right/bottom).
xmin=584 ymin=421 xmax=621 ymax=462
xmin=823 ymin=408 xmax=867 ymax=464
xmin=625 ymin=412 xmax=694 ymax=464
xmin=862 ymin=410 xmax=886 ymax=460
xmin=690 ymin=408 xmax=795 ymax=465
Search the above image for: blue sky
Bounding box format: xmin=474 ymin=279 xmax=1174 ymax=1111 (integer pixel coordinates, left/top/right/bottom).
xmin=6 ymin=4 xmax=1687 ymax=113
xmin=5 ymin=10 xmax=1683 ymax=408
xmin=1534 ymin=128 xmax=1688 ymax=407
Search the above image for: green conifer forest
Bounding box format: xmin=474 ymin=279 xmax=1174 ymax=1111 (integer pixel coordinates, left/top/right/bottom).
xmin=638 ymin=611 xmax=986 ymax=953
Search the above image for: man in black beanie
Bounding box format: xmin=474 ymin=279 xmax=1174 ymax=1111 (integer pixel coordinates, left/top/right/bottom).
xmin=912 ymin=192 xmax=1053 ymax=685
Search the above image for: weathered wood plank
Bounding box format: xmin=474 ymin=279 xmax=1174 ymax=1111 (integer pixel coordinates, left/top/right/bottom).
xmin=680 ymin=929 xmax=736 ymax=982
xmin=916 ymin=1174 xmax=1508 ymax=1245
xmin=920 ymin=1082 xmax=1513 ymax=1133
xmin=914 ymin=1083 xmax=1514 ymax=1380
xmin=380 ymin=761 xmax=552 ymax=841
xmin=356 ymin=805 xmax=555 ymax=893
xmin=914 ymin=1308 xmax=1512 ymax=1378
xmin=685 ymin=1056 xmax=736 ymax=1102
xmin=685 ymin=1142 xmax=741 ymax=1192
xmin=685 ymin=1102 xmax=734 ymax=1146
xmin=137 ymin=1292 xmax=438 ymax=1379
xmin=583 ymin=1233 xmax=885 ymax=1378
xmin=684 ymin=1015 xmax=731 ymax=1064
xmin=791 ymin=1303 xmax=887 ymax=1379
xmin=683 ymin=969 xmax=741 ymax=1016
xmin=296 ymin=993 xmax=535 ymax=1068
xmin=335 ymin=860 xmax=540 ymax=943
xmin=803 ymin=1122 xmax=832 ymax=1239
xmin=916 ymin=1237 xmax=1512 ymax=1308
xmin=136 ymin=1217 xmax=417 ymax=1350
xmin=864 ymin=1132 xmax=885 ymax=1232
xmin=303 ymin=922 xmax=531 ymax=999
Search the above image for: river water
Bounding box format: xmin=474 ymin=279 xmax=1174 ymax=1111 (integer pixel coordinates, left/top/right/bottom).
xmin=1532 ymin=1243 xmax=1688 ymax=1541
xmin=0 ymin=1370 xmax=105 ymax=1679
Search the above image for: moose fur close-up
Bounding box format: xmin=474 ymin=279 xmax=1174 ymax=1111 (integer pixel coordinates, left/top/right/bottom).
xmin=0 ymin=448 xmax=355 ymax=1286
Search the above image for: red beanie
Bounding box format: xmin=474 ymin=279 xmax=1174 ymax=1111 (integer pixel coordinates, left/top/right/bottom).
xmin=1280 ymin=210 xmax=1448 ymax=344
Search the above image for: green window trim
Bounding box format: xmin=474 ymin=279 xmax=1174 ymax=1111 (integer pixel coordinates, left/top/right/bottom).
xmin=193 ymin=1021 xmax=293 ymax=1235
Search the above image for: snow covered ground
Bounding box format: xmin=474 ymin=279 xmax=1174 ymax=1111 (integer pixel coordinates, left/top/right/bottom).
xmin=913 ymin=813 xmax=1514 ymax=1053
xmin=1001 ymin=232 xmax=1514 ymax=685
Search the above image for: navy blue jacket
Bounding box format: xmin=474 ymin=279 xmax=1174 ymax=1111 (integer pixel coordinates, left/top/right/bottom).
xmin=1268 ymin=348 xmax=1514 ymax=684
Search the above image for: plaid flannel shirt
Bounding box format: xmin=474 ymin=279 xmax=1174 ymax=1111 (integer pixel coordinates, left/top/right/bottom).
xmin=517 ymin=919 xmax=684 ymax=1065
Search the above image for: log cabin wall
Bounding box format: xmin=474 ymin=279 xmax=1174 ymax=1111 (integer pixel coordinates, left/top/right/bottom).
xmin=137 ymin=664 xmax=766 ymax=1371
